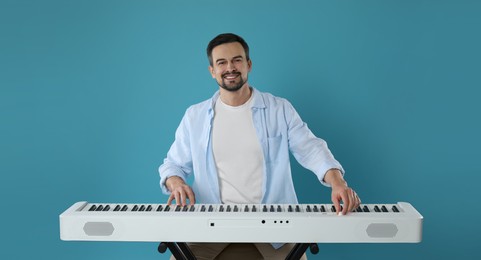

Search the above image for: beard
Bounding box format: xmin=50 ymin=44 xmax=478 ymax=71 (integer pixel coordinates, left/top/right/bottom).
xmin=217 ymin=72 xmax=248 ymax=92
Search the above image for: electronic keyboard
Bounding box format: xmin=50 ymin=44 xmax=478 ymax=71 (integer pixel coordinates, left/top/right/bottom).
xmin=59 ymin=202 xmax=422 ymax=243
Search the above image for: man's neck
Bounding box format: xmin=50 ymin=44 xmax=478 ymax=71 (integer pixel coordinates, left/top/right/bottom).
xmin=219 ymin=84 xmax=252 ymax=107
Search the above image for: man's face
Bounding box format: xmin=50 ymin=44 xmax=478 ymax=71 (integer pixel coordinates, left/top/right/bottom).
xmin=209 ymin=42 xmax=252 ymax=92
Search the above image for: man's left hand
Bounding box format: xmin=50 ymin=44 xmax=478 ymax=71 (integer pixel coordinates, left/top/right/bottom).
xmin=324 ymin=169 xmax=361 ymax=215
xmin=331 ymin=183 xmax=361 ymax=215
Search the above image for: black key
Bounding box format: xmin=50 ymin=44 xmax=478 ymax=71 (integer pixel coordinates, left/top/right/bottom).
xmin=252 ymin=205 xmax=257 ymax=212
xmin=146 ymin=205 xmax=153 ymax=211
xmin=208 ymin=205 xmax=213 ymax=212
xmin=263 ymin=205 xmax=268 ymax=212
xmin=270 ymin=205 xmax=275 ymax=212
xmin=175 ymin=205 xmax=181 ymax=212
xmin=114 ymin=205 xmax=121 ymax=211
xmin=320 ymin=205 xmax=326 ymax=212
xmin=306 ymin=205 xmax=311 ymax=212
xmin=157 ymin=205 xmax=163 ymax=212
xmin=164 ymin=205 xmax=171 ymax=211
xmin=288 ymin=205 xmax=293 ymax=212
xmin=313 ymin=205 xmax=319 ymax=212
xmin=295 ymin=205 xmax=301 ymax=212
xmin=189 ymin=205 xmax=195 ymax=212
xmin=121 ymin=205 xmax=128 ymax=211
xmin=381 ymin=205 xmax=388 ymax=212
xmin=233 ymin=205 xmax=238 ymax=212
xmin=362 ymin=205 xmax=369 ymax=212
xmin=139 ymin=205 xmax=146 ymax=211
xmin=392 ymin=205 xmax=399 ymax=212
xmin=182 ymin=205 xmax=188 ymax=212
xmin=103 ymin=205 xmax=110 ymax=211
xmin=277 ymin=205 xmax=282 ymax=212
xmin=226 ymin=205 xmax=231 ymax=212
xmin=374 ymin=205 xmax=381 ymax=212
xmin=200 ymin=205 xmax=206 ymax=212
xmin=356 ymin=206 xmax=363 ymax=212
xmin=219 ymin=205 xmax=224 ymax=212
xmin=330 ymin=205 xmax=343 ymax=213
xmin=244 ymin=205 xmax=249 ymax=212
xmin=89 ymin=205 xmax=97 ymax=211
xmin=132 ymin=205 xmax=139 ymax=211
xmin=95 ymin=205 xmax=104 ymax=211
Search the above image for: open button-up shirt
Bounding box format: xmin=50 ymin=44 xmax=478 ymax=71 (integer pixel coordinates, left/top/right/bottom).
xmin=159 ymin=87 xmax=344 ymax=204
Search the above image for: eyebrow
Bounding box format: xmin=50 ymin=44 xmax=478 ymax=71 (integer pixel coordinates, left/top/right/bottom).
xmin=215 ymin=55 xmax=244 ymax=64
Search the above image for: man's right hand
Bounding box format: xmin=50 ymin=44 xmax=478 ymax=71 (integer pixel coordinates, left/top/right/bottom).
xmin=165 ymin=176 xmax=196 ymax=206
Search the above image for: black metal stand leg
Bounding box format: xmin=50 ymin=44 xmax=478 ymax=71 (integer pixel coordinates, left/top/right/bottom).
xmin=158 ymin=242 xmax=317 ymax=260
xmin=158 ymin=242 xmax=197 ymax=260
xmin=285 ymin=243 xmax=319 ymax=260
xmin=309 ymin=243 xmax=319 ymax=254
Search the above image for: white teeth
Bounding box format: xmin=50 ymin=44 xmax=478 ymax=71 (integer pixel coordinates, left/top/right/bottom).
xmin=224 ymin=74 xmax=238 ymax=79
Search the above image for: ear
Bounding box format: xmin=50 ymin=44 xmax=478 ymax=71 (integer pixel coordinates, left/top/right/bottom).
xmin=208 ymin=65 xmax=216 ymax=78
xmin=247 ymin=59 xmax=252 ymax=72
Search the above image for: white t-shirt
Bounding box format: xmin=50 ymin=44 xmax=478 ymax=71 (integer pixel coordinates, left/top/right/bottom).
xmin=212 ymin=96 xmax=264 ymax=204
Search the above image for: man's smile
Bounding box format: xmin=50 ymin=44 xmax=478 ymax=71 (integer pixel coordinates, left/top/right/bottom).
xmin=223 ymin=73 xmax=240 ymax=80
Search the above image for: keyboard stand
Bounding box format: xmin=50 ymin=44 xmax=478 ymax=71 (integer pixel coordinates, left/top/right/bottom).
xmin=158 ymin=242 xmax=196 ymax=260
xmin=286 ymin=243 xmax=319 ymax=259
xmin=158 ymin=242 xmax=319 ymax=260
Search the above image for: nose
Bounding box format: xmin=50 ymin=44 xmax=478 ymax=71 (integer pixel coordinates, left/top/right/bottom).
xmin=227 ymin=61 xmax=236 ymax=71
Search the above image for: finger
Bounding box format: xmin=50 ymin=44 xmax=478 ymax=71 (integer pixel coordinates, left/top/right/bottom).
xmin=350 ymin=189 xmax=359 ymax=212
xmin=351 ymin=191 xmax=357 ymax=210
xmin=174 ymin=191 xmax=181 ymax=206
xmin=340 ymin=191 xmax=350 ymax=215
xmin=180 ymin=189 xmax=187 ymax=206
xmin=332 ymin=195 xmax=341 ymax=215
xmin=348 ymin=189 xmax=356 ymax=212
xmin=356 ymin=193 xmax=361 ymax=209
xmin=167 ymin=193 xmax=174 ymax=205
xmin=186 ymin=188 xmax=196 ymax=205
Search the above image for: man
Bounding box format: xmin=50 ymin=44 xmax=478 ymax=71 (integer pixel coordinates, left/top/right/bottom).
xmin=159 ymin=33 xmax=361 ymax=259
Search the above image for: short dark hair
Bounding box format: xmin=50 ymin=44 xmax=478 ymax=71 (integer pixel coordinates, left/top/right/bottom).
xmin=207 ymin=33 xmax=250 ymax=66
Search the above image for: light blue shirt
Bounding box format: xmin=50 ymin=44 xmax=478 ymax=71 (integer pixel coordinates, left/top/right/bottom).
xmin=159 ymin=87 xmax=344 ymax=204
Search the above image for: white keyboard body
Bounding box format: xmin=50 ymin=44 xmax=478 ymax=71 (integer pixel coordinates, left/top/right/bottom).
xmin=59 ymin=202 xmax=422 ymax=243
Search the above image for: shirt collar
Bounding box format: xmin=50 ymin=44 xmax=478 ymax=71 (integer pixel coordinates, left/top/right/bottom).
xmin=208 ymin=86 xmax=266 ymax=114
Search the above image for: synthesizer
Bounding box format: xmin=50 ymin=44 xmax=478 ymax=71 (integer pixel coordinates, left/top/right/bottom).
xmin=59 ymin=202 xmax=422 ymax=243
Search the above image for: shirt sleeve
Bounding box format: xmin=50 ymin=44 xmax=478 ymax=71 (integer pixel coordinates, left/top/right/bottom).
xmin=158 ymin=110 xmax=194 ymax=195
xmin=284 ymin=100 xmax=344 ymax=187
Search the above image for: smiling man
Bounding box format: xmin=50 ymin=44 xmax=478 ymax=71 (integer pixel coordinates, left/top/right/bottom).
xmin=210 ymin=42 xmax=251 ymax=92
xmin=159 ymin=33 xmax=361 ymax=259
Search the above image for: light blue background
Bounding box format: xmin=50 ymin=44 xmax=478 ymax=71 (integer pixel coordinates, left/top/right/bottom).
xmin=1 ymin=0 xmax=480 ymax=259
